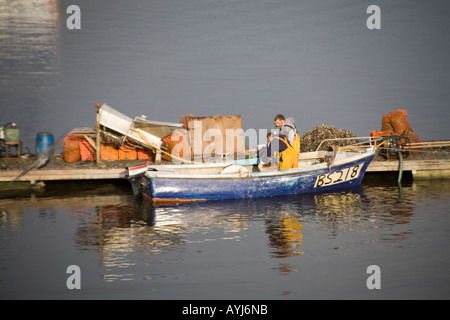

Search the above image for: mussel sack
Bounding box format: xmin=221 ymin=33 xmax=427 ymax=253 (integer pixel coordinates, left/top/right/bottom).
xmin=62 ymin=133 xmax=81 ymax=163
xmin=381 ymin=114 xmax=394 ymax=132
xmin=389 ymin=109 xmax=413 ymax=134
xmin=403 ymin=130 xmax=422 ymax=155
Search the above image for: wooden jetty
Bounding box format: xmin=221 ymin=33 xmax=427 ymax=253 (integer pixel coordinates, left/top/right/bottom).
xmin=1 ymin=144 xmax=450 ymax=184
xmin=368 ymin=158 xmax=450 ymax=179
xmin=367 ymin=143 xmax=450 ymax=179
xmin=0 ymin=167 xmax=125 ymax=184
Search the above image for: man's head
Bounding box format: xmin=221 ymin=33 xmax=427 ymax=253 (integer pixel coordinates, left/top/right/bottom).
xmin=274 ymin=114 xmax=285 ymax=128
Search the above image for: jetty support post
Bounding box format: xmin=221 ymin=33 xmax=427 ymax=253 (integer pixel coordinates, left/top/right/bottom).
xmin=95 ymin=103 xmax=102 ymax=166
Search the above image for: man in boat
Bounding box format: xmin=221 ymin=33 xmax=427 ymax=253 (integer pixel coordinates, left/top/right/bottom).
xmin=260 ymin=133 xmax=299 ymax=170
xmin=271 ymin=114 xmax=301 ymax=169
xmin=274 ymin=114 xmax=300 ymax=152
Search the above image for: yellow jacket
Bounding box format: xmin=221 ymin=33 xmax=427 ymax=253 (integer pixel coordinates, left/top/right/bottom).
xmin=271 ymin=135 xmax=299 ymax=170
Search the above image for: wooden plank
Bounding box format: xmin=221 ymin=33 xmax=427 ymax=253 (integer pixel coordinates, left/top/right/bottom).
xmin=0 ymin=168 xmax=125 ymax=182
xmin=96 ymin=105 xmax=102 ymax=166
xmin=408 ymin=140 xmax=450 ymax=146
xmin=83 ymin=135 xmax=97 ymax=150
xmin=367 ymin=159 xmax=450 ymax=172
xmin=2 ymin=157 xmax=450 ymax=183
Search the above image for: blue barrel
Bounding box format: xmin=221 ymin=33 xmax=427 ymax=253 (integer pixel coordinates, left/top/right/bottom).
xmin=36 ymin=132 xmax=54 ymax=157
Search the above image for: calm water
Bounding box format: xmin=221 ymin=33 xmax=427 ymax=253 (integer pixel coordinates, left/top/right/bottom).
xmin=1 ymin=0 xmax=450 ymax=300
xmin=1 ymin=176 xmax=450 ymax=299
xmin=1 ymin=0 xmax=449 ymax=149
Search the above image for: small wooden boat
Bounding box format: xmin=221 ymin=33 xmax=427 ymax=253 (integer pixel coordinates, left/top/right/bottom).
xmin=126 ymin=138 xmax=377 ymax=203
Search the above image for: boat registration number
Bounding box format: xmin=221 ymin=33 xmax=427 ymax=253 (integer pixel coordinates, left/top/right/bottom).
xmin=314 ymin=165 xmax=363 ymax=188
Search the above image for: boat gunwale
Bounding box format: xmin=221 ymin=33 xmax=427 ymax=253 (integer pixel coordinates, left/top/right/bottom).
xmin=144 ymin=147 xmax=375 ymax=180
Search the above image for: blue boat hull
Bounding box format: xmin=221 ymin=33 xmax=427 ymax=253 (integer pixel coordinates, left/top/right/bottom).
xmin=142 ymin=154 xmax=374 ymax=202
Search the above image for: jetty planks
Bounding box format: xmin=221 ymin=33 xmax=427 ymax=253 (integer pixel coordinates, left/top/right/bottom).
xmin=367 ymin=148 xmax=450 ymax=178
xmin=368 ymin=159 xmax=450 ymax=171
xmin=0 ymin=168 xmax=125 ymax=183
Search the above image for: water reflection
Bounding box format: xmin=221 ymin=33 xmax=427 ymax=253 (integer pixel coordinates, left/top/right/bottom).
xmin=265 ymin=212 xmax=303 ymax=258
xmin=1 ymin=179 xmax=449 ymax=283
xmin=0 ymin=0 xmax=62 ymax=148
xmin=0 ymin=0 xmax=61 ymax=84
xmin=70 ymin=186 xmax=411 ymax=280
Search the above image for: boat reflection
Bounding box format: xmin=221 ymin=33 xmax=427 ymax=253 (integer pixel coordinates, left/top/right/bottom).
xmin=2 ymin=179 xmax=447 ymax=281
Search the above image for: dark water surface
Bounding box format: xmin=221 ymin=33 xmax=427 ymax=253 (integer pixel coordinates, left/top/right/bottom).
xmin=1 ymin=176 xmax=449 ymax=299
xmin=1 ymin=0 xmax=449 ymax=150
xmin=1 ymin=0 xmax=450 ymax=300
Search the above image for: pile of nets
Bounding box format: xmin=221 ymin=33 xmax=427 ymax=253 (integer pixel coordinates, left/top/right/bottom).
xmin=301 ymin=124 xmax=359 ymax=152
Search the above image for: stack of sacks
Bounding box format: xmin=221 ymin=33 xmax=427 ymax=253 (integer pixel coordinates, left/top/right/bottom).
xmin=381 ymin=109 xmax=422 ymax=154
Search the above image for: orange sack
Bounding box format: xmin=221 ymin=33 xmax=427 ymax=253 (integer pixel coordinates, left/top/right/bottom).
xmin=379 ymin=109 xmax=422 ymax=155
xmin=403 ymin=130 xmax=422 ymax=155
xmin=389 ymin=109 xmax=413 ymax=134
xmin=62 ymin=133 xmax=81 ymax=163
xmin=381 ymin=114 xmax=394 ymax=132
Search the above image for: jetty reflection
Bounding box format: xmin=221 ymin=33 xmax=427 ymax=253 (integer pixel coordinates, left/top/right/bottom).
xmin=2 ymin=179 xmax=446 ymax=282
